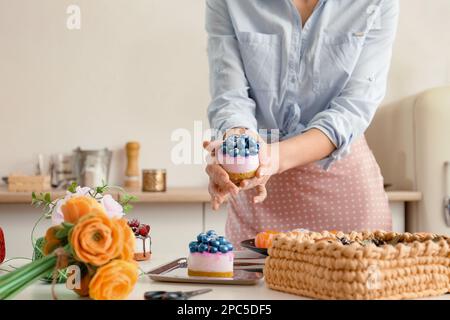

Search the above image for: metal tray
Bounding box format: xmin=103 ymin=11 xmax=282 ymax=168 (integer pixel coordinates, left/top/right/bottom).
xmin=147 ymin=257 xmax=264 ymax=285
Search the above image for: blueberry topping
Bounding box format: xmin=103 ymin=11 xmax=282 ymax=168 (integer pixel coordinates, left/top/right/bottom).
xmin=208 ymin=246 xmax=218 ymax=253
xmin=198 ymin=243 xmax=208 ymax=253
xmin=189 ymin=246 xmax=198 ymax=253
xmin=237 ymin=138 xmax=246 ymax=149
xmin=206 ymin=230 xmax=217 ymax=236
xmin=189 ymin=241 xmax=198 ymax=248
xmin=219 ymin=245 xmax=229 ymax=253
xmin=209 ymin=239 xmax=220 ymax=248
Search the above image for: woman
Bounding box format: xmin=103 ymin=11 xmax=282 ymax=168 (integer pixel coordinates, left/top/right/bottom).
xmin=204 ymin=0 xmax=399 ymax=245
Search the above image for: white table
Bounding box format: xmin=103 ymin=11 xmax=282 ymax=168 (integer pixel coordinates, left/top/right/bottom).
xmin=9 ymin=251 xmax=450 ymax=300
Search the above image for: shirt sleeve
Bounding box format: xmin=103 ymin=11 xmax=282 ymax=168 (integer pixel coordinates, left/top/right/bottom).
xmin=206 ymin=0 xmax=258 ymax=137
xmin=303 ymin=0 xmax=399 ymax=170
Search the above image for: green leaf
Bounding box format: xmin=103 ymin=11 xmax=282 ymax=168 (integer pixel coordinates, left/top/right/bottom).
xmin=61 ymin=222 xmax=74 ymax=229
xmin=67 ymin=182 xmax=78 ymax=193
xmin=44 ymin=193 xmax=51 ymax=203
xmin=55 ymin=228 xmax=69 ymax=239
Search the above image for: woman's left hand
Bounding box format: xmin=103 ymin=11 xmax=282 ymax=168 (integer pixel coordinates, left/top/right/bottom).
xmin=239 ymin=141 xmax=280 ymax=203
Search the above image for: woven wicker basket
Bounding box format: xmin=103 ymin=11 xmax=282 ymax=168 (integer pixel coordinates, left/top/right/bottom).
xmin=8 ymin=175 xmax=51 ymax=192
xmin=264 ymin=230 xmax=450 ymax=299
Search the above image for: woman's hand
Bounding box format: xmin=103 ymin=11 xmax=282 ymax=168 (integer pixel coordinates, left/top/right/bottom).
xmin=203 ymin=140 xmax=240 ymax=210
xmin=239 ymin=141 xmax=280 ymax=203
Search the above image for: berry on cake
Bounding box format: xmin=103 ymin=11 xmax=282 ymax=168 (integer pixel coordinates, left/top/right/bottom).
xmin=188 ymin=230 xmax=234 ymax=278
xmin=217 ymin=134 xmax=260 ymax=185
xmin=128 ymin=219 xmax=151 ymax=261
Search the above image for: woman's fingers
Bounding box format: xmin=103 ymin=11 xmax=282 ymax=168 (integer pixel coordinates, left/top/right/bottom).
xmin=209 ymin=165 xmax=239 ymax=195
xmin=253 ymin=184 xmax=267 ymax=203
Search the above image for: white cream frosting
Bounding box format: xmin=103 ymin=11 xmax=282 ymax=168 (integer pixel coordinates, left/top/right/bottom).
xmin=135 ymin=236 xmax=151 ymax=253
xmin=187 ymin=252 xmax=234 ymax=273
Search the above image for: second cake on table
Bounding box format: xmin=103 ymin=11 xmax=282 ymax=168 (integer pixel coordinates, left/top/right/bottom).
xmin=188 ymin=230 xmax=234 ymax=278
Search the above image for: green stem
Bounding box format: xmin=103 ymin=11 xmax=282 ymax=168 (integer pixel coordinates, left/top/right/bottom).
xmin=0 ymin=255 xmax=57 ymax=300
xmin=0 ymin=254 xmax=52 ymax=285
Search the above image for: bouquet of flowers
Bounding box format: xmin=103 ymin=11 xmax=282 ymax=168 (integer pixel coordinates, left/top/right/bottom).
xmin=0 ymin=184 xmax=139 ymax=300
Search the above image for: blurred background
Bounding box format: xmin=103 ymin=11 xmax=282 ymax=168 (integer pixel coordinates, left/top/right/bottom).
xmin=1 ymin=0 xmax=450 ymax=258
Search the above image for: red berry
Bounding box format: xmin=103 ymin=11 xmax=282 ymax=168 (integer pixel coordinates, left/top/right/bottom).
xmin=138 ymin=225 xmax=149 ymax=237
xmin=145 ymin=224 xmax=150 ymax=233
xmin=128 ymin=219 xmax=140 ymax=228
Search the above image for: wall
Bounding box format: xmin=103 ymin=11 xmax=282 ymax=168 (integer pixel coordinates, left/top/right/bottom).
xmin=1 ymin=0 xmax=450 ymax=187
xmin=1 ymin=0 xmax=450 ymax=258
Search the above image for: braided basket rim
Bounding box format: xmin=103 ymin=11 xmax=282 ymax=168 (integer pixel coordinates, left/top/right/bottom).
xmin=269 ymin=230 xmax=450 ymax=260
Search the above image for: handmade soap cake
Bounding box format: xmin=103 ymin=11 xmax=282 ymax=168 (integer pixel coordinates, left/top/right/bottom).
xmin=217 ymin=134 xmax=260 ymax=184
xmin=128 ymin=219 xmax=151 ymax=261
xmin=188 ymin=230 xmax=234 ymax=278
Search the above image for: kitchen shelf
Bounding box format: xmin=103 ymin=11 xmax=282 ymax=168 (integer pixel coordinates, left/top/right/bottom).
xmin=0 ymin=185 xmax=421 ymax=204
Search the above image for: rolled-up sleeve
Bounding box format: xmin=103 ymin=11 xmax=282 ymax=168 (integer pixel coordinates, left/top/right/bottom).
xmin=304 ymin=0 xmax=399 ymax=169
xmin=206 ymin=0 xmax=257 ymax=136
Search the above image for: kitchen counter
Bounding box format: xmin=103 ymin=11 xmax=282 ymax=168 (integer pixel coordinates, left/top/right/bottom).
xmin=0 ymin=186 xmax=422 ymax=204
xmin=8 ymin=252 xmax=449 ymax=300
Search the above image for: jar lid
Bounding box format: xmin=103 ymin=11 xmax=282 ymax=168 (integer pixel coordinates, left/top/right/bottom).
xmin=142 ymin=169 xmax=166 ymax=173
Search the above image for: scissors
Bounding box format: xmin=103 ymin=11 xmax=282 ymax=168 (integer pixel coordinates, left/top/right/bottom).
xmin=144 ymin=288 xmax=212 ymax=300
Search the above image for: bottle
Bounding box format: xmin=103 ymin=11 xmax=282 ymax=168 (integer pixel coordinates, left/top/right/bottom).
xmin=124 ymin=142 xmax=140 ymax=190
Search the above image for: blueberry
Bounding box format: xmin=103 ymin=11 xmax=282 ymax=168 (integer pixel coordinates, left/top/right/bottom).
xmin=226 ymin=138 xmax=236 ymax=149
xmin=206 ymin=230 xmax=216 ymax=236
xmin=237 ymin=138 xmax=246 ymax=149
xmin=233 ymin=148 xmax=239 ymax=157
xmin=209 ymin=239 xmax=220 ymax=248
xmin=208 ymin=246 xmax=218 ymax=253
xmin=189 ymin=241 xmax=198 ymax=248
xmin=198 ymin=243 xmax=208 ymax=253
xmin=226 ymin=243 xmax=234 ymax=251
xmin=190 ymin=246 xmax=198 ymax=253
xmin=244 ymin=149 xmax=250 ymax=157
xmin=249 ymin=147 xmax=258 ymax=155
xmin=197 ymin=233 xmax=206 ymax=242
xmin=221 ymin=143 xmax=227 ymax=155
xmin=227 ymin=148 xmax=235 ymax=157
xmin=239 ymin=148 xmax=246 ymax=157
xmin=218 ymin=237 xmax=228 ymax=245
xmin=219 ymin=245 xmax=229 ymax=253
xmin=198 ymin=234 xmax=209 ymax=243
xmin=248 ymin=138 xmax=257 ymax=148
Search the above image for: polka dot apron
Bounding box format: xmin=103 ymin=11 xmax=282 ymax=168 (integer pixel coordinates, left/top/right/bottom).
xmin=225 ymin=136 xmax=391 ymax=247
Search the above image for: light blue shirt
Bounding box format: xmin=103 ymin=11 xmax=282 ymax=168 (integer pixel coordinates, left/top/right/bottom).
xmin=206 ymin=0 xmax=399 ymax=168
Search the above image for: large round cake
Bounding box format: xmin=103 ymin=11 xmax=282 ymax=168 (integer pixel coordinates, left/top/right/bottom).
xmin=188 ymin=230 xmax=234 ymax=278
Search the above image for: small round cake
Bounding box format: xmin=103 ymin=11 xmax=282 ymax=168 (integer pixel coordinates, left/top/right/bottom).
xmin=217 ymin=134 xmax=260 ymax=184
xmin=128 ymin=219 xmax=151 ymax=261
xmin=188 ymin=230 xmax=234 ymax=278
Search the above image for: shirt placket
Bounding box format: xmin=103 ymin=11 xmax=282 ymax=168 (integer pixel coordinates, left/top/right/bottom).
xmin=287 ymin=0 xmax=326 ymax=108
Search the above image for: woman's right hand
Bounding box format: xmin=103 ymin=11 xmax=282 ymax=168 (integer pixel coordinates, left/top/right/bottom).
xmin=203 ymin=140 xmax=240 ymax=210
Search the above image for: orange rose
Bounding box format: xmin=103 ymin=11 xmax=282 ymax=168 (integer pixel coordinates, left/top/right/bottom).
xmin=61 ymin=196 xmax=104 ymax=224
xmin=117 ymin=219 xmax=136 ymax=261
xmin=70 ymin=209 xmax=124 ymax=266
xmin=89 ymin=259 xmax=138 ymax=300
xmin=43 ymin=225 xmax=64 ymax=255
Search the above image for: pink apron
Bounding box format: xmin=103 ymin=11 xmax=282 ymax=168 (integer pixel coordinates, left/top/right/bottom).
xmin=225 ymin=136 xmax=391 ymax=247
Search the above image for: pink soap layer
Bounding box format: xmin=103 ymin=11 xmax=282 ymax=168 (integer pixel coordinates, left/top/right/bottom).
xmin=188 ymin=251 xmax=234 ymax=273
xmin=217 ymin=153 xmax=259 ymax=174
